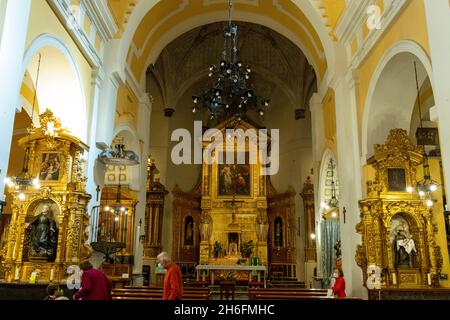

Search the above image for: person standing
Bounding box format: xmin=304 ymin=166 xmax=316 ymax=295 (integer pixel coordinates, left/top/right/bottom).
xmin=332 ymin=269 xmax=346 ymax=298
xmin=157 ymin=252 xmax=183 ymax=300
xmin=73 ymin=261 xmax=112 ymax=300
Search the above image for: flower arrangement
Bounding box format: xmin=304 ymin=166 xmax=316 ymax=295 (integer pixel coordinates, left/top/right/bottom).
xmin=212 ymin=241 xmax=223 ymax=258
xmin=240 ymin=240 xmax=254 ymax=258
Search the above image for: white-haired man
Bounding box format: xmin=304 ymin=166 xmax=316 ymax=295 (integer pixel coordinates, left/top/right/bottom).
xmin=157 ymin=252 xmax=183 ymax=300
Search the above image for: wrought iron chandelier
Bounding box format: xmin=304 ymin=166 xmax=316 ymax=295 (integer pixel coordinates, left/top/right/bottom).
xmin=4 ymin=54 xmax=43 ymax=199
xmin=406 ymin=61 xmax=438 ymax=207
xmin=322 ymin=158 xmax=338 ymax=212
xmin=191 ymin=0 xmax=270 ymax=121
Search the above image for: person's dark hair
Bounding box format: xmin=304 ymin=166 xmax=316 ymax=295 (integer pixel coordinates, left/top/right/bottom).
xmin=79 ymin=260 xmax=93 ymax=271
xmin=46 ymin=283 xmax=59 ymax=296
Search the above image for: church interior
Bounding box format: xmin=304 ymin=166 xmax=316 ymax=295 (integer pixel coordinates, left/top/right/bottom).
xmin=0 ymin=0 xmax=450 ymax=301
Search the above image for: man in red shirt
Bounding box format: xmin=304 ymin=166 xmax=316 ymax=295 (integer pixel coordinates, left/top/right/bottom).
xmin=73 ymin=261 xmax=112 ymax=300
xmin=157 ymin=252 xmax=183 ymax=300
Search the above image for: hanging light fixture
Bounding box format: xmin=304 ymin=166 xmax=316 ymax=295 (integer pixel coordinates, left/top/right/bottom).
xmin=4 ymin=54 xmax=42 ymax=198
xmin=191 ymin=0 xmax=270 ymax=121
xmin=326 ymin=158 xmax=339 ymax=210
xmin=406 ymin=61 xmax=438 ymax=207
xmin=97 ymin=142 xmax=140 ymax=166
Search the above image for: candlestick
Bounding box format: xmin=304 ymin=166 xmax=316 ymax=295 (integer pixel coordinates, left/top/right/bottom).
xmin=14 ymin=268 xmax=20 ymax=281
xmin=427 ymin=273 xmax=432 ymax=286
xmin=392 ymin=273 xmax=397 ymax=285
xmin=50 ymin=268 xmax=55 ymax=281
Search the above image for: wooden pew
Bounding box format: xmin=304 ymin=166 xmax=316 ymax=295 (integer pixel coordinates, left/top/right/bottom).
xmin=248 ymin=288 xmax=329 ymax=300
xmin=112 ymin=286 xmax=211 ymax=300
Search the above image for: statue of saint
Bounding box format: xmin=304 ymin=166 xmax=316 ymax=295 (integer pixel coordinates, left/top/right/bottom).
xmin=393 ymin=227 xmax=416 ymax=268
xmin=28 ymin=204 xmax=58 ymax=261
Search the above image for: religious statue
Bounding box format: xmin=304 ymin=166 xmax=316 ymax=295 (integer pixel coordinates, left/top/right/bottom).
xmin=393 ymin=227 xmax=416 ymax=268
xmin=199 ymin=212 xmax=212 ymax=242
xmin=256 ymin=213 xmax=269 ymax=242
xmin=28 ymin=204 xmax=58 ymax=261
xmin=274 ymin=218 xmax=283 ymax=247
xmin=334 ymin=240 xmax=342 ymax=258
xmin=184 ymin=219 xmax=194 ymax=246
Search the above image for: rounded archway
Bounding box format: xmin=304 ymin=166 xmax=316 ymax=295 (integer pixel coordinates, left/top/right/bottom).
xmin=22 ymin=35 xmax=87 ymax=142
xmin=362 ymin=41 xmax=435 ymax=159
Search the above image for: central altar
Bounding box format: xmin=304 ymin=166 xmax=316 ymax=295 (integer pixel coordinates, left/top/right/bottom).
xmin=199 ymin=118 xmax=269 ymax=265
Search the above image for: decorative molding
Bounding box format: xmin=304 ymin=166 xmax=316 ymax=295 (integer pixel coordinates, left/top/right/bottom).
xmin=46 ymin=0 xmax=102 ymax=67
xmin=350 ymin=0 xmax=408 ymax=69
xmin=82 ymin=0 xmax=118 ymax=42
xmin=125 ymin=64 xmax=144 ymax=100
xmin=335 ymin=0 xmax=371 ymax=44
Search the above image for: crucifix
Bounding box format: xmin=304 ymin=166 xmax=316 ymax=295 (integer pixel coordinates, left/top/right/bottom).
xmin=224 ymin=195 xmax=244 ymax=224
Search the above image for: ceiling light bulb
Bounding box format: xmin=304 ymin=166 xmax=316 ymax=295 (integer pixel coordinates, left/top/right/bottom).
xmin=406 ymin=186 xmax=414 ymax=193
xmin=225 ymin=104 xmax=230 ymax=109
xmin=429 ymin=184 xmax=438 ymax=192
xmin=32 ymin=178 xmax=40 ymax=189
xmin=238 ymin=104 xmax=242 ymax=108
xmin=18 ymin=193 xmax=25 ymax=201
xmin=208 ymin=72 xmax=213 ymax=77
xmin=192 ymin=107 xmax=197 ymax=113
xmin=259 ymin=109 xmax=264 ymax=116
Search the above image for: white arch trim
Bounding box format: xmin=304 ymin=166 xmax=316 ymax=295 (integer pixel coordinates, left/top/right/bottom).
xmin=22 ymin=33 xmax=88 ymax=141
xmin=361 ymin=40 xmax=434 ymax=163
xmin=118 ymin=0 xmax=335 ymax=87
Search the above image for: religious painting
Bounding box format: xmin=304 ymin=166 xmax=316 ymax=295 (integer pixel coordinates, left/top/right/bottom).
xmin=39 ymin=153 xmax=62 ymax=181
xmin=387 ymin=168 xmax=406 ymax=192
xmin=218 ymin=152 xmax=251 ymax=196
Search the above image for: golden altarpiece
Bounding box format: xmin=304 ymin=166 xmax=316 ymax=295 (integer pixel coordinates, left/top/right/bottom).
xmin=1 ymin=110 xmax=92 ymax=283
xmin=198 ymin=119 xmax=269 ymax=266
xmin=356 ymin=129 xmax=443 ymax=288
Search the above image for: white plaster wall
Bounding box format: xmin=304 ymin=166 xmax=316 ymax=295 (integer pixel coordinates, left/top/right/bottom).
xmin=264 ymin=86 xmax=314 ymax=283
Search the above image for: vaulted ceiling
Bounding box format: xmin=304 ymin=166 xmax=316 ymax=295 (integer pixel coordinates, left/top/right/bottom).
xmin=148 ymin=22 xmax=317 ymax=111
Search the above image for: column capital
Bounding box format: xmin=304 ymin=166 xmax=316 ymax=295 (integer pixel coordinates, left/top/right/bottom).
xmin=345 ymin=69 xmax=360 ymax=90
xmin=138 ymin=93 xmax=153 ymax=113
xmin=309 ymin=92 xmax=324 ymax=108
xmin=91 ymin=67 xmax=105 ymax=86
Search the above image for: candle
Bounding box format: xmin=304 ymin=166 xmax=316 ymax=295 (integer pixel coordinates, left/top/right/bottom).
xmin=50 ymin=268 xmax=55 ymax=281
xmin=392 ymin=273 xmax=397 ymax=285
xmin=14 ymin=268 xmax=20 ymax=281
xmin=427 ymin=273 xmax=432 ymax=286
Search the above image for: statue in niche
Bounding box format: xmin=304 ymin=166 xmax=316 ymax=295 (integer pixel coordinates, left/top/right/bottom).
xmin=27 ymin=204 xmax=58 ymax=261
xmin=392 ymin=220 xmax=416 ymax=268
xmin=274 ymin=217 xmax=283 ymax=247
xmin=184 ymin=217 xmax=194 ymax=246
